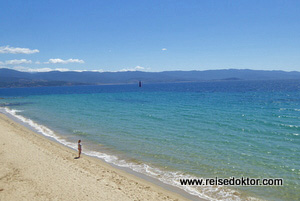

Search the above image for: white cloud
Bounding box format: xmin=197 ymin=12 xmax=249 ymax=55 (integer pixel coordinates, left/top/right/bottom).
xmin=11 ymin=66 xmax=72 ymax=72
xmin=5 ymin=66 xmax=104 ymax=73
xmin=2 ymin=65 xmax=148 ymax=73
xmin=135 ymin=66 xmax=145 ymax=70
xmin=87 ymin=69 xmax=105 ymax=72
xmin=45 ymin=58 xmax=85 ymax=64
xmin=35 ymin=61 xmax=41 ymax=64
xmin=0 ymin=46 xmax=39 ymax=54
xmin=162 ymin=48 xmax=167 ymax=51
xmin=119 ymin=66 xmax=146 ymax=72
xmin=4 ymin=59 xmax=32 ymax=65
xmin=57 ymin=69 xmax=104 ymax=72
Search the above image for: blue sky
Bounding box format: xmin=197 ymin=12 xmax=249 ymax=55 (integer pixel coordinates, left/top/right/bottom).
xmin=0 ymin=0 xmax=299 ymax=72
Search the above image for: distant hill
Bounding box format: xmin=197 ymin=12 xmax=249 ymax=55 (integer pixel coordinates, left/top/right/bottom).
xmin=0 ymin=68 xmax=300 ymax=88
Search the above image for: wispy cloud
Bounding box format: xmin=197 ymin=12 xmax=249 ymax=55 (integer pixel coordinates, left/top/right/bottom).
xmin=162 ymin=48 xmax=167 ymax=51
xmin=87 ymin=69 xmax=105 ymax=72
xmin=3 ymin=59 xmax=32 ymax=65
xmin=45 ymin=58 xmax=85 ymax=64
xmin=1 ymin=65 xmax=148 ymax=73
xmin=119 ymin=66 xmax=147 ymax=72
xmin=5 ymin=66 xmax=104 ymax=73
xmin=0 ymin=46 xmax=39 ymax=54
xmin=11 ymin=66 xmax=72 ymax=72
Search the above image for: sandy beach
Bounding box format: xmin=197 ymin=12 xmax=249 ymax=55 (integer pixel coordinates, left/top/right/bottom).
xmin=0 ymin=113 xmax=192 ymax=201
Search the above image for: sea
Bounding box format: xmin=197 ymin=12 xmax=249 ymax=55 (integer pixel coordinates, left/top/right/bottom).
xmin=0 ymin=80 xmax=299 ymax=201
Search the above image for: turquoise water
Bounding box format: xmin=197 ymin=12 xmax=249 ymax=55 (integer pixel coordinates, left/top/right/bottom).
xmin=0 ymin=81 xmax=299 ymax=200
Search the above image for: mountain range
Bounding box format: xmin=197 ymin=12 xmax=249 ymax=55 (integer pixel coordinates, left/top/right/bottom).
xmin=0 ymin=68 xmax=300 ymax=88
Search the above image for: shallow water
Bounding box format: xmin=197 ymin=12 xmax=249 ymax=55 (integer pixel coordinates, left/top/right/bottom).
xmin=0 ymin=80 xmax=299 ymax=201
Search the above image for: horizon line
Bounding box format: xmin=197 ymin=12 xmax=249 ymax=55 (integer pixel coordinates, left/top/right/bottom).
xmin=1 ymin=67 xmax=300 ymax=73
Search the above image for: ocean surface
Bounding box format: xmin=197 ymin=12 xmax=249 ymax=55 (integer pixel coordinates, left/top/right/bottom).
xmin=0 ymin=80 xmax=299 ymax=201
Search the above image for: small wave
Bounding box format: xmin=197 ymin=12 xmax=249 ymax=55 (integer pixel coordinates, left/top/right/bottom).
xmin=0 ymin=103 xmax=8 ymax=107
xmin=0 ymin=102 xmax=32 ymax=107
xmin=280 ymin=124 xmax=299 ymax=129
xmin=73 ymin=130 xmax=90 ymax=136
xmin=86 ymin=150 xmax=259 ymax=201
xmin=0 ymin=106 xmax=261 ymax=201
xmin=278 ymin=115 xmax=300 ymax=119
xmin=1 ymin=107 xmax=67 ymax=143
xmin=9 ymin=109 xmax=24 ymax=113
xmin=280 ymin=108 xmax=300 ymax=112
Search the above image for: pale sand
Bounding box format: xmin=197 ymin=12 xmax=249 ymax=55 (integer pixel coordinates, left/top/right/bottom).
xmin=0 ymin=113 xmax=193 ymax=201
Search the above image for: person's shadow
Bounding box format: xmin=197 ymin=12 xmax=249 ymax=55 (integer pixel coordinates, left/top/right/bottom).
xmin=74 ymin=157 xmax=80 ymax=159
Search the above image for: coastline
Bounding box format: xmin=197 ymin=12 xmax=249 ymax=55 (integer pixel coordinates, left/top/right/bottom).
xmin=0 ymin=112 xmax=204 ymax=201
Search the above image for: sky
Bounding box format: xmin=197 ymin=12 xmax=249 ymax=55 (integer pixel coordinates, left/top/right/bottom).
xmin=0 ymin=0 xmax=300 ymax=72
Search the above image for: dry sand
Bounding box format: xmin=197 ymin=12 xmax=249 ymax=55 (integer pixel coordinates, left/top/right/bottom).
xmin=0 ymin=113 xmax=191 ymax=201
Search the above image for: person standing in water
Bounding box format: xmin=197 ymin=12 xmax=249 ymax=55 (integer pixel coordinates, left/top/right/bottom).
xmin=78 ymin=140 xmax=82 ymax=158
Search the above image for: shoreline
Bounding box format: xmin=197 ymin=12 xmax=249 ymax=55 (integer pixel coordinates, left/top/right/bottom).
xmin=0 ymin=112 xmax=204 ymax=201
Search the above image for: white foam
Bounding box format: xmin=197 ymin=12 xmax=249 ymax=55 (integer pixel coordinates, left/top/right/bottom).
xmin=0 ymin=106 xmax=262 ymax=201
xmin=280 ymin=123 xmax=299 ymax=128
xmin=1 ymin=106 xmax=78 ymax=152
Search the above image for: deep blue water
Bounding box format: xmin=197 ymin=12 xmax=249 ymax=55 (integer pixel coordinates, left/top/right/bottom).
xmin=0 ymin=80 xmax=299 ymax=201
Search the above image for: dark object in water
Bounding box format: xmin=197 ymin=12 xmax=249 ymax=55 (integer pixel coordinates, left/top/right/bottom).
xmin=139 ymin=81 xmax=142 ymax=87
